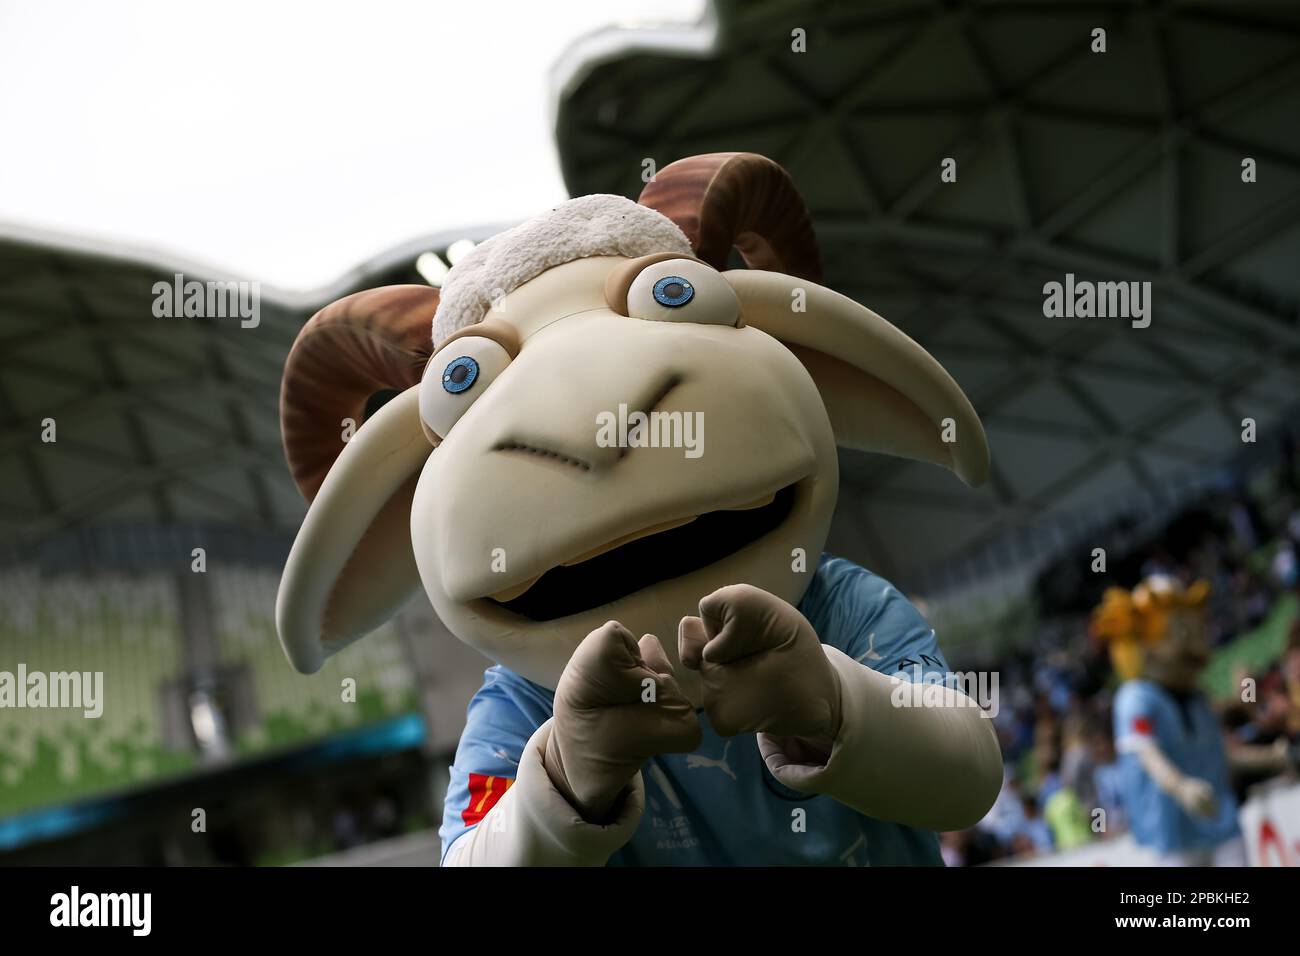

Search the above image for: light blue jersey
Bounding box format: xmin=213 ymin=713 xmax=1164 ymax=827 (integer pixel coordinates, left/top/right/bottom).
xmin=440 ymin=554 xmax=951 ymax=865
xmin=1112 ymin=678 xmax=1239 ymax=853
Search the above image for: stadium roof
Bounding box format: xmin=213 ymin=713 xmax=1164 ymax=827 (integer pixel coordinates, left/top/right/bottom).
xmin=0 ymin=221 xmax=518 ymax=553
xmin=3 ymin=0 xmax=1299 ymax=596
xmin=554 ymin=0 xmax=1300 ymax=589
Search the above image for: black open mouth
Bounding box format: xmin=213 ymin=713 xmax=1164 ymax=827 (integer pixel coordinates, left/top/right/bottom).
xmin=490 ymin=483 xmax=798 ymax=621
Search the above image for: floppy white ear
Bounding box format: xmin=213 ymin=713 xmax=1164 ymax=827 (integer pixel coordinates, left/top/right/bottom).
xmin=275 ymin=284 xmax=438 ymax=673
xmin=725 ymin=270 xmax=989 ymax=486
xmin=276 ymin=386 xmax=432 ymax=674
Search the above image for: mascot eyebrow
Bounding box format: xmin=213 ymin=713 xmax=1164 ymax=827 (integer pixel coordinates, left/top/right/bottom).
xmin=273 ymin=152 xmax=1003 ymax=866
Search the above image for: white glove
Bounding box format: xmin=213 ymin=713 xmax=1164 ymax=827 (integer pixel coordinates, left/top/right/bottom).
xmin=1175 ymin=777 xmax=1219 ymax=819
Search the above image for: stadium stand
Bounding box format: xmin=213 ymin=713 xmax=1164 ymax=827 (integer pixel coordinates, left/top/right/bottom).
xmin=0 ymin=569 xmax=188 ymax=817
xmin=944 ymin=430 xmax=1300 ymax=864
xmin=3 ymin=0 xmax=1297 ymax=865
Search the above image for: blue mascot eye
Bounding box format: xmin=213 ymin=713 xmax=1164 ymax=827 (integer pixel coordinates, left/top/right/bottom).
xmin=652 ymin=275 xmax=694 ymax=308
xmin=442 ymin=355 xmax=479 ymax=394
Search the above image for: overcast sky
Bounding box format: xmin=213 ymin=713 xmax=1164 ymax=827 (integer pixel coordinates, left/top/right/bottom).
xmin=0 ymin=0 xmax=704 ymax=290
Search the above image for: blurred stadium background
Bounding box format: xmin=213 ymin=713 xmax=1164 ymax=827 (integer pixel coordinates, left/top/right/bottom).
xmin=2 ymin=0 xmax=1298 ymax=865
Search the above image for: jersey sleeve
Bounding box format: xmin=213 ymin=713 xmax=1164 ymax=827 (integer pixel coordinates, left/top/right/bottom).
xmin=438 ymin=666 xmax=550 ymax=863
xmin=805 ymin=556 xmax=950 ymax=684
xmin=1112 ymin=680 xmax=1159 ymax=754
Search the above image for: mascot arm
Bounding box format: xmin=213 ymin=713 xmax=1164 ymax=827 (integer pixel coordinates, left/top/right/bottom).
xmin=1133 ymin=737 xmax=1219 ymax=817
xmin=758 ymin=646 xmax=1003 ymax=832
xmin=443 ymin=719 xmax=645 ymax=866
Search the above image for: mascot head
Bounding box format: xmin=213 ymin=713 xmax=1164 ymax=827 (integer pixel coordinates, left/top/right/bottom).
xmin=273 ymin=152 xmax=988 ymax=701
xmin=1090 ymin=575 xmax=1212 ymax=690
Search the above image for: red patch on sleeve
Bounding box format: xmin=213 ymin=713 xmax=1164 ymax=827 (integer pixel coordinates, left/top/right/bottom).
xmin=1132 ymin=716 xmax=1154 ymax=736
xmin=462 ymin=773 xmax=514 ymax=827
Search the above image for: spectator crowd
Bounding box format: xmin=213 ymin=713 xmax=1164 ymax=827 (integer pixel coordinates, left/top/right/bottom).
xmin=942 ymin=435 xmax=1300 ymax=865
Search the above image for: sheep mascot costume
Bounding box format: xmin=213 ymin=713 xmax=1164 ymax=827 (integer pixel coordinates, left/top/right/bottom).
xmin=275 ymin=152 xmax=1002 ymax=866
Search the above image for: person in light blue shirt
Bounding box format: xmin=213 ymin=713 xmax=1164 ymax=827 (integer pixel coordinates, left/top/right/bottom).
xmin=1094 ymin=576 xmax=1246 ymax=866
xmin=1113 ymin=678 xmax=1240 ymax=861
xmin=441 ymin=555 xmax=979 ymax=866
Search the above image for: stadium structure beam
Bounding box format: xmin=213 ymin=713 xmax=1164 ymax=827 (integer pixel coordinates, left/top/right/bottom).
xmin=17 ymin=442 xmax=290 ymax=541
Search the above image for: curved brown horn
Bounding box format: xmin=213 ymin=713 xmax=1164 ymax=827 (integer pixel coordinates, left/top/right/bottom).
xmin=280 ymin=285 xmax=439 ymax=501
xmin=637 ymin=152 xmax=823 ymax=283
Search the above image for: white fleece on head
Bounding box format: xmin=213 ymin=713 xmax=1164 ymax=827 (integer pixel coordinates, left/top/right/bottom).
xmin=432 ymin=194 xmax=692 ymax=343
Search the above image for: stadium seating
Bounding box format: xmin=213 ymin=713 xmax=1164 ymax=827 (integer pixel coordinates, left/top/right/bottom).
xmin=0 ymin=566 xmax=422 ymax=819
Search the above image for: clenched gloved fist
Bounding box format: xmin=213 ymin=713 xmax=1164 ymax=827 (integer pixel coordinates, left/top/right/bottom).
xmin=679 ymin=584 xmax=842 ymax=745
xmin=544 ymin=621 xmax=701 ymax=823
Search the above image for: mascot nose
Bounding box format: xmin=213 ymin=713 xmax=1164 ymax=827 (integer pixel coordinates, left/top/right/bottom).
xmin=497 ymin=371 xmax=685 ymax=472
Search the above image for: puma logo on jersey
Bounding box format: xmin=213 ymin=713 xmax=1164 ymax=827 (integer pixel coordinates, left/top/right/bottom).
xmin=685 ymin=740 xmax=737 ymax=781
